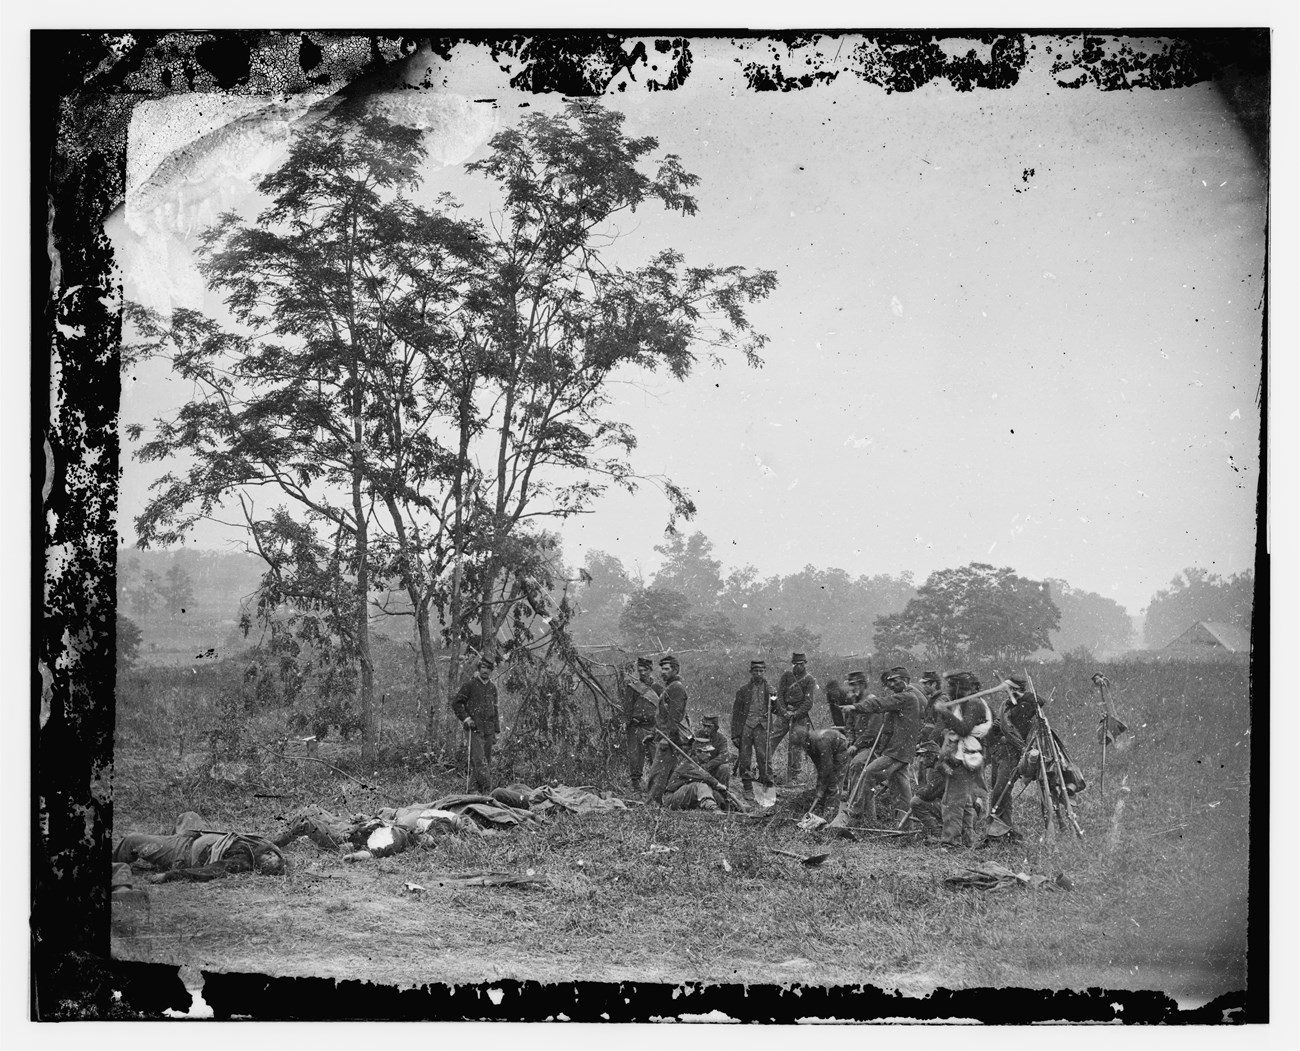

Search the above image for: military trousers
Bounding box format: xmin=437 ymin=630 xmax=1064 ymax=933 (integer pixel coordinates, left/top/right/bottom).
xmin=466 ymin=731 xmax=496 ymax=795
xmin=737 ymin=723 xmax=773 ymax=786
xmin=646 ymin=740 xmax=678 ymax=805
xmin=767 ymin=713 xmax=810 ymax=780
xmin=849 ymin=754 xmax=911 ymax=823
xmin=941 ymin=762 xmax=988 ymax=848
xmin=627 ymin=723 xmax=655 ymax=785
xmin=989 ymin=741 xmax=1025 ymax=823
xmin=665 ymin=781 xmax=721 ymax=811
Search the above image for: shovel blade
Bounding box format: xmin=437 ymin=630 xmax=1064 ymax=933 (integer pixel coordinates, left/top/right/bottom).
xmin=752 ymin=784 xmax=777 ymax=809
xmin=985 ymin=816 xmax=1014 ymax=839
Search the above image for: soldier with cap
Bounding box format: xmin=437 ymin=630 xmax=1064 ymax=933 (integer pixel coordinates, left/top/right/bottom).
xmin=663 ymin=732 xmax=732 ymax=811
xmin=900 ymin=671 xmax=949 ymax=835
xmin=698 ymin=714 xmax=733 ymax=786
xmin=825 ymin=679 xmax=850 ymax=732
xmin=730 ymin=659 xmax=778 ymax=794
xmin=988 ymin=674 xmax=1042 ymax=828
xmin=623 ymin=656 xmax=663 ymax=789
xmin=934 ymin=671 xmax=994 ymax=849
xmin=772 ymin=652 xmax=818 ymax=780
xmin=789 ymin=721 xmax=850 ymax=819
xmin=842 ymin=666 xmax=925 ymax=825
xmin=452 ymin=656 xmax=502 ymax=794
xmin=646 ymin=653 xmax=691 ymax=805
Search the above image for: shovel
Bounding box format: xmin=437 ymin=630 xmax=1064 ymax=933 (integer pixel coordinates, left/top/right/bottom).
xmin=766 ymin=847 xmax=831 ymax=867
xmin=752 ymin=782 xmax=778 ymax=809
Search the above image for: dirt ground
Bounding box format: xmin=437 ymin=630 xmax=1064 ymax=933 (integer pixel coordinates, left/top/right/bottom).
xmin=111 ymin=781 xmax=1249 ymax=1013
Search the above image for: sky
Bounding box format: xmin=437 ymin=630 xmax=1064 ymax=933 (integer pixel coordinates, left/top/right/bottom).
xmin=110 ymin=34 xmax=1265 ymax=616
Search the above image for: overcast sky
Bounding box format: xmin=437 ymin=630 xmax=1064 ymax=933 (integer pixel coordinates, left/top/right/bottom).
xmin=111 ymin=35 xmax=1265 ymax=615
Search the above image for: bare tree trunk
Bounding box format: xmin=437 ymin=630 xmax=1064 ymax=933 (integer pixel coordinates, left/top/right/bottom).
xmin=352 ymin=437 xmax=377 ymax=766
xmin=444 ymin=378 xmax=474 ymax=717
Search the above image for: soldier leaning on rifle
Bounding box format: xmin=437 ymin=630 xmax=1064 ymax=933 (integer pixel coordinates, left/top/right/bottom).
xmin=841 ymin=666 xmax=924 ymax=825
xmin=789 ymin=721 xmax=849 ymax=819
xmin=623 ymin=656 xmax=663 ymax=789
xmin=731 ymin=659 xmax=778 ymax=792
xmin=987 ymin=673 xmax=1040 ymax=827
xmin=646 ymin=653 xmax=691 ymax=805
xmin=771 ymin=652 xmax=817 ymax=780
xmin=936 ymin=671 xmax=993 ymax=851
xmin=663 ymin=732 xmax=731 ymax=811
xmin=452 ymin=656 xmax=501 ymax=794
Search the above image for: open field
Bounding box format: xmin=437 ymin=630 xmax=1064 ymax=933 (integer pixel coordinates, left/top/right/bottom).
xmin=110 ymin=658 xmax=1253 ymax=1015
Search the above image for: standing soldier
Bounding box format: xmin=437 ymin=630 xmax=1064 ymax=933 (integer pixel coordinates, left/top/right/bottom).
xmin=825 ymin=679 xmax=850 ymax=732
xmin=452 ymin=656 xmax=501 ymax=794
xmin=840 ymin=670 xmax=887 ymax=805
xmin=988 ymin=674 xmax=1040 ymax=829
xmin=842 ymin=666 xmax=924 ymax=825
xmin=772 ymin=652 xmax=817 ymax=781
xmin=902 ymin=671 xmax=949 ymax=835
xmin=623 ymin=656 xmax=662 ymax=790
xmin=935 ymin=671 xmax=994 ymax=850
xmin=646 ymin=653 xmax=691 ymax=805
xmin=731 ymin=659 xmax=777 ymax=796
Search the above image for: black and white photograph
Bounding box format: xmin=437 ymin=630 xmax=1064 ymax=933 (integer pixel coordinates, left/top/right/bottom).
xmin=33 ymin=25 xmax=1270 ymax=1027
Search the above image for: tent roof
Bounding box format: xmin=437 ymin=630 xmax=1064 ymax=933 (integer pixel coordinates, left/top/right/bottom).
xmin=1166 ymin=620 xmax=1251 ymax=653
xmin=1199 ymin=621 xmax=1251 ymax=653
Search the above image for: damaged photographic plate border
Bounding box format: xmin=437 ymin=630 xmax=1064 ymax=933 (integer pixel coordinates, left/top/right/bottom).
xmin=33 ymin=26 xmax=1269 ymax=1025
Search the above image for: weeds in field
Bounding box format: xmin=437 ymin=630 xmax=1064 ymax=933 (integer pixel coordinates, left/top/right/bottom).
xmin=112 ymin=655 xmax=1251 ymax=993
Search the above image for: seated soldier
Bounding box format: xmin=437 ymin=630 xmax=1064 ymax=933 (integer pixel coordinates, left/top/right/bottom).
xmin=114 ymin=811 xmax=286 ymax=882
xmin=664 ymin=733 xmax=732 ymax=811
xmin=789 ymin=722 xmax=849 ymax=819
xmin=698 ymin=714 xmax=733 ymax=786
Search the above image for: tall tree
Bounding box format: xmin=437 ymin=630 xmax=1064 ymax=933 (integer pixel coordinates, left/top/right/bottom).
xmin=1143 ymin=568 xmax=1255 ymax=648
xmin=127 ymin=106 xmax=479 ymax=764
xmin=569 ymin=549 xmax=638 ymax=645
xmin=454 ymin=101 xmax=777 ymax=661
xmin=1045 ymin=578 xmax=1134 ymax=658
xmin=160 ymin=564 xmax=195 ymax=615
xmin=619 ymin=586 xmax=691 ymax=651
xmin=651 ymin=531 xmax=725 ymax=611
xmin=873 ymin=563 xmax=1060 ymax=665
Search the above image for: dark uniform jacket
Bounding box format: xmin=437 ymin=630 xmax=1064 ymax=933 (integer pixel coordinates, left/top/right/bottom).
xmin=852 ymin=683 xmax=925 ymax=763
xmin=702 ymin=727 xmax=731 ymax=761
xmin=731 ymin=677 xmax=776 ymax=741
xmin=825 ymin=681 xmax=850 ymax=729
xmin=655 ymin=673 xmax=691 ymax=744
xmin=801 ymin=727 xmax=849 ymax=786
xmin=993 ymin=692 xmax=1038 ymax=751
xmin=938 ymin=696 xmax=993 ymax=739
xmin=778 ymin=670 xmax=817 ymax=722
xmin=624 ymin=676 xmax=662 ymax=728
xmin=452 ymin=676 xmax=501 ymax=736
xmin=665 ymin=751 xmax=722 ymax=794
xmin=850 ymin=705 xmax=890 ymax=753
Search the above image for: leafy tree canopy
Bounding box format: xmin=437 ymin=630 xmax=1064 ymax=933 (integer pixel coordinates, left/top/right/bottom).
xmin=872 ymin=562 xmax=1060 ymax=665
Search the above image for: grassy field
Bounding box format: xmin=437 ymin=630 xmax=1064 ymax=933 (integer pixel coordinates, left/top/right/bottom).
xmin=110 ymin=657 xmax=1253 ymax=1015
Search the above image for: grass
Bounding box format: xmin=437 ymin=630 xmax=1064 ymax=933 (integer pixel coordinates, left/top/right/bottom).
xmin=111 ymin=658 xmax=1252 ymax=1006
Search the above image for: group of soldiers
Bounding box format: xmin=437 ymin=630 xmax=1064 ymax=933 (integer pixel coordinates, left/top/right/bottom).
xmin=622 ymin=651 xmax=1055 ymax=850
xmin=451 ymin=647 xmax=1061 ymax=850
